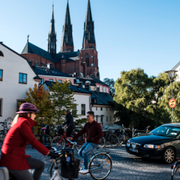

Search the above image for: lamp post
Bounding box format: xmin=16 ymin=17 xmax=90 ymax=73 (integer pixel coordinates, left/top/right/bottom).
xmin=165 ymin=70 xmax=177 ymax=123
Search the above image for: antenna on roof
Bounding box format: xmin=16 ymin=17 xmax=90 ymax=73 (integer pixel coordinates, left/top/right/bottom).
xmin=27 ymin=35 xmax=29 ymax=42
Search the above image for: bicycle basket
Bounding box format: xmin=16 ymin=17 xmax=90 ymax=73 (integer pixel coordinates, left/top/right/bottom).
xmin=60 ymin=148 xmax=80 ymax=179
xmin=58 ymin=126 xmax=64 ymax=136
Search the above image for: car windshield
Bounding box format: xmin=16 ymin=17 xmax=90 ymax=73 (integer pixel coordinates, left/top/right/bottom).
xmin=150 ymin=126 xmax=180 ymax=137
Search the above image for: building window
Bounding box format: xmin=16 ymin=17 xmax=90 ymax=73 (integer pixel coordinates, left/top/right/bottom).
xmin=49 ymin=79 xmax=53 ymax=82
xmin=86 ymin=54 xmax=89 ymax=67
xmin=0 ymin=98 xmax=2 ymax=116
xmin=96 ymin=107 xmax=98 ymax=111
xmin=100 ymin=86 xmax=102 ymax=92
xmin=101 ymin=115 xmax=104 ymax=125
xmin=19 ymin=73 xmax=27 ymax=84
xmin=0 ymin=70 xmax=3 ymax=81
xmin=101 ymin=107 xmax=103 ymax=111
xmin=96 ymin=115 xmax=99 ymax=123
xmin=58 ymin=80 xmax=62 ymax=83
xmin=17 ymin=100 xmax=26 ymax=111
xmin=106 ymin=116 xmax=108 ymax=122
xmin=81 ymin=104 xmax=86 ymax=115
xmin=106 ymin=108 xmax=108 ymax=111
xmin=0 ymin=51 xmax=4 ymax=57
xmin=72 ymin=105 xmax=77 ymax=116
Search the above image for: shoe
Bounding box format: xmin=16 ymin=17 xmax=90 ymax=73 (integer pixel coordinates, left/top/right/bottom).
xmin=79 ymin=169 xmax=89 ymax=174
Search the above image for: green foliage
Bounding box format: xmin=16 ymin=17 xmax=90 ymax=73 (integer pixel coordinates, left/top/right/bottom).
xmin=103 ymin=78 xmax=115 ymax=96
xmin=74 ymin=118 xmax=87 ymax=127
xmin=24 ymin=84 xmax=53 ymax=133
xmin=114 ymin=68 xmax=179 ymax=129
xmin=50 ymin=80 xmax=76 ymax=124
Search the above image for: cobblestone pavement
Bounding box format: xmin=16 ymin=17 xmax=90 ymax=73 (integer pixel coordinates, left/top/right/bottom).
xmin=25 ymin=145 xmax=172 ymax=180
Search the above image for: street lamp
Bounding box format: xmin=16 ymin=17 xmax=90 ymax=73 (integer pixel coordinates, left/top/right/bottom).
xmin=165 ymin=70 xmax=177 ymax=123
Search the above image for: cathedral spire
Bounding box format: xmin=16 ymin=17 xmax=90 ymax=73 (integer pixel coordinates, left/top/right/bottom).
xmin=61 ymin=0 xmax=74 ymax=52
xmin=82 ymin=0 xmax=96 ymax=50
xmin=48 ymin=3 xmax=56 ymax=57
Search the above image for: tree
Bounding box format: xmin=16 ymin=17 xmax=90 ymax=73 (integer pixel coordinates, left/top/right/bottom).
xmin=103 ymin=78 xmax=115 ymax=96
xmin=50 ymin=80 xmax=76 ymax=124
xmin=113 ymin=68 xmax=178 ymax=129
xmin=159 ymin=79 xmax=180 ymax=123
xmin=25 ymin=84 xmax=53 ymax=130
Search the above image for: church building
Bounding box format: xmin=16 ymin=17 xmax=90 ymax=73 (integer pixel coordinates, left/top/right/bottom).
xmin=21 ymin=0 xmax=99 ymax=79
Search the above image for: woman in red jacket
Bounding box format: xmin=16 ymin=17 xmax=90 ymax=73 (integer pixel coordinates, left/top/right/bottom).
xmin=0 ymin=103 xmax=51 ymax=180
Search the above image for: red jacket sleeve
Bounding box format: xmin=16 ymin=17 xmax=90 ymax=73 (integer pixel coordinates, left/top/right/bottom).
xmin=20 ymin=121 xmax=49 ymax=156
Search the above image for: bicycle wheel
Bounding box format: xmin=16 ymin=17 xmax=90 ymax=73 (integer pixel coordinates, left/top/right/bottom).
xmin=171 ymin=162 xmax=180 ymax=180
xmin=89 ymin=153 xmax=112 ymax=180
xmin=108 ymin=134 xmax=120 ymax=147
xmin=51 ymin=136 xmax=66 ymax=151
xmin=99 ymin=137 xmax=106 ymax=148
xmin=43 ymin=134 xmax=53 ymax=145
xmin=50 ymin=157 xmax=63 ymax=179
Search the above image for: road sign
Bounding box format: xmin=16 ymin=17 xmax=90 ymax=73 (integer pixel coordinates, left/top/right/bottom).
xmin=168 ymin=99 xmax=177 ymax=108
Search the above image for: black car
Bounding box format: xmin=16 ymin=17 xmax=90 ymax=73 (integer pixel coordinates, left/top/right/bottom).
xmin=126 ymin=123 xmax=180 ymax=163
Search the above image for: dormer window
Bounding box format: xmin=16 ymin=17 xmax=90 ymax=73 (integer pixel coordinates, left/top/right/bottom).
xmin=0 ymin=51 xmax=4 ymax=57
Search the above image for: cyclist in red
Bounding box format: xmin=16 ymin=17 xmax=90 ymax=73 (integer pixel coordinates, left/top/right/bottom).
xmin=0 ymin=103 xmax=56 ymax=180
xmin=68 ymin=111 xmax=103 ymax=174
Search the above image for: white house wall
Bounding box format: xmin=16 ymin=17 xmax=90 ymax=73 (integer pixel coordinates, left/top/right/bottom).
xmin=92 ymin=106 xmax=114 ymax=126
xmin=0 ymin=44 xmax=38 ymax=122
xmin=73 ymin=93 xmax=90 ymax=119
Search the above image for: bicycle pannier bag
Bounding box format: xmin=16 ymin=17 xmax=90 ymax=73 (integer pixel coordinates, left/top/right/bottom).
xmin=60 ymin=148 xmax=80 ymax=179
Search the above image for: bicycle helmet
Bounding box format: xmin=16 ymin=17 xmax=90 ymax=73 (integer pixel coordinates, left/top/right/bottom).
xmin=16 ymin=103 xmax=39 ymax=114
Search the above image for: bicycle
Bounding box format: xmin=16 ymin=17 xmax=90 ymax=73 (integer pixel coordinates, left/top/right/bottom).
xmin=33 ymin=124 xmax=54 ymax=145
xmin=0 ymin=121 xmax=9 ymax=145
xmin=171 ymin=158 xmax=180 ymax=180
xmin=51 ymin=126 xmax=85 ymax=151
xmin=118 ymin=124 xmax=131 ymax=146
xmin=132 ymin=125 xmax=150 ymax=137
xmin=50 ymin=139 xmax=112 ymax=180
xmin=103 ymin=129 xmax=119 ymax=147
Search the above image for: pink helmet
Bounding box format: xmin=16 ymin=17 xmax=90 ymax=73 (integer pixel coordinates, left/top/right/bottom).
xmin=16 ymin=103 xmax=39 ymax=114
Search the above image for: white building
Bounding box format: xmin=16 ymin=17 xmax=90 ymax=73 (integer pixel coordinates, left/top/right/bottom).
xmin=43 ymin=81 xmax=114 ymax=126
xmin=172 ymin=62 xmax=180 ymax=82
xmin=0 ymin=42 xmax=39 ymax=122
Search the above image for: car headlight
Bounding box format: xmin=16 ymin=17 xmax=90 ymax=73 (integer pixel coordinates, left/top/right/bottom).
xmin=126 ymin=140 xmax=130 ymax=147
xmin=143 ymin=144 xmax=160 ymax=149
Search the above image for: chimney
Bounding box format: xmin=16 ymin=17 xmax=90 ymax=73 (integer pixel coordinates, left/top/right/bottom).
xmin=47 ymin=63 xmax=53 ymax=69
xmin=78 ymin=82 xmax=83 ymax=88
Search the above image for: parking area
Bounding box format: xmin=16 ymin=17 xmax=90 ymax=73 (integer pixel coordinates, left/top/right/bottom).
xmin=25 ymin=145 xmax=172 ymax=180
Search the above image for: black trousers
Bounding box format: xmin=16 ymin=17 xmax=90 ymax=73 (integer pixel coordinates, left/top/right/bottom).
xmin=9 ymin=157 xmax=45 ymax=180
xmin=66 ymin=128 xmax=73 ymax=137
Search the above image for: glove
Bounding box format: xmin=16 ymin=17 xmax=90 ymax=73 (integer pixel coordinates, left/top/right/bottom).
xmin=48 ymin=151 xmax=59 ymax=158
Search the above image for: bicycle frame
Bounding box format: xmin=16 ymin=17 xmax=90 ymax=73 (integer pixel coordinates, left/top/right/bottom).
xmin=50 ymin=159 xmax=62 ymax=180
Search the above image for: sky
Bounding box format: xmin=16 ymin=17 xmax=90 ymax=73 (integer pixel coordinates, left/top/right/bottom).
xmin=1 ymin=0 xmax=180 ymax=82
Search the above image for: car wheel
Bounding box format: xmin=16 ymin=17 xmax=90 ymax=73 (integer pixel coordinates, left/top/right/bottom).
xmin=162 ymin=147 xmax=175 ymax=164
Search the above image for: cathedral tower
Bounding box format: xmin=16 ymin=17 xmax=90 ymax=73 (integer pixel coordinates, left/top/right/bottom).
xmin=82 ymin=0 xmax=96 ymax=50
xmin=48 ymin=4 xmax=56 ymax=57
xmin=61 ymin=0 xmax=74 ymax=52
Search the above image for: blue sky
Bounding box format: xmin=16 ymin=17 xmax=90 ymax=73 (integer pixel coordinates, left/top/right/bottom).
xmin=1 ymin=0 xmax=180 ymax=82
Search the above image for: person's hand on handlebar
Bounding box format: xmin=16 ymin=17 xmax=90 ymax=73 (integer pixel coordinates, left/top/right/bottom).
xmin=67 ymin=137 xmax=73 ymax=141
xmin=48 ymin=151 xmax=59 ymax=158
